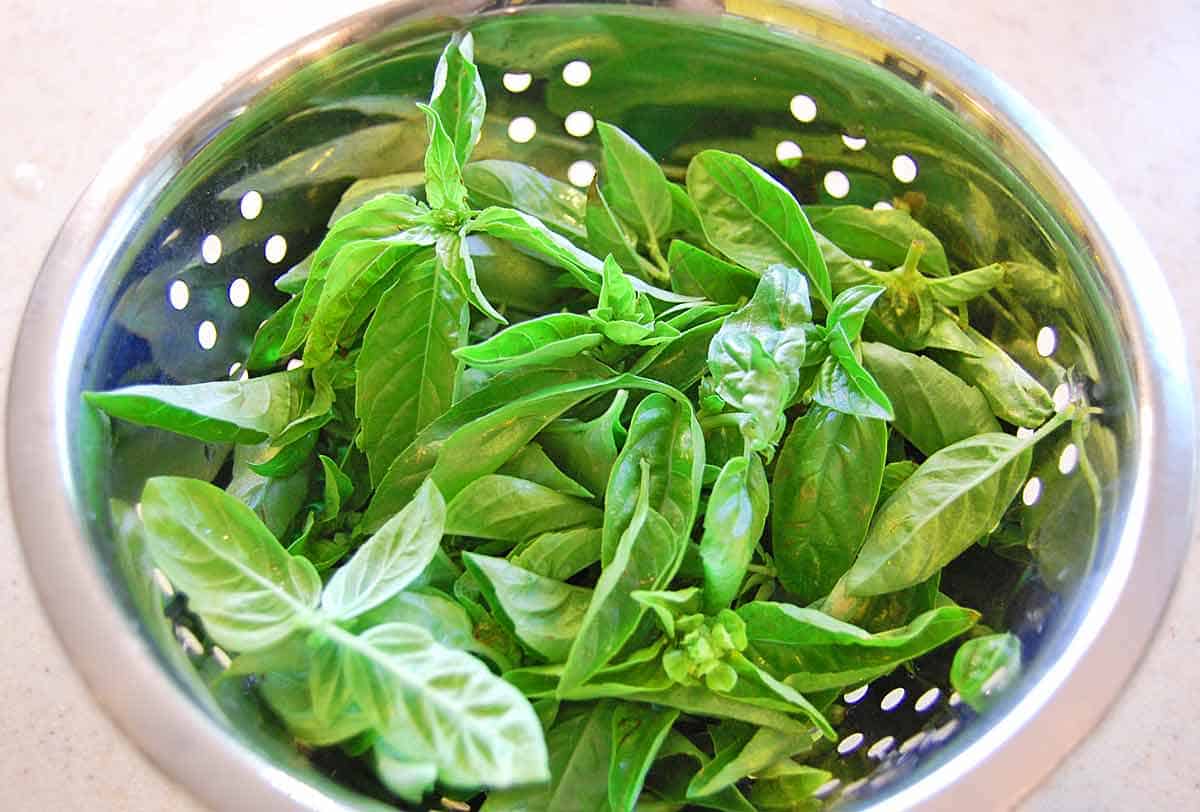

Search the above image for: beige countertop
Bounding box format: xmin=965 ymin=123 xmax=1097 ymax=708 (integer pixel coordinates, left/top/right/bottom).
xmin=1 ymin=1 xmax=1196 ymax=809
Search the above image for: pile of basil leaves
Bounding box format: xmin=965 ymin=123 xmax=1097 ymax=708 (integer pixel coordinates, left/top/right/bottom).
xmin=86 ymin=32 xmax=1109 ymax=811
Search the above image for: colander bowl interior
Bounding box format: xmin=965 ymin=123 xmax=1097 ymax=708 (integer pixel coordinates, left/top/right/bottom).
xmin=7 ymin=1 xmax=1194 ymax=810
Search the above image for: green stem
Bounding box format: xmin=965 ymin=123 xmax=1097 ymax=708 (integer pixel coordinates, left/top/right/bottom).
xmin=900 ymin=239 xmax=926 ymax=280
xmin=647 ymin=237 xmax=670 ymax=280
xmin=699 ymin=412 xmax=744 ymax=433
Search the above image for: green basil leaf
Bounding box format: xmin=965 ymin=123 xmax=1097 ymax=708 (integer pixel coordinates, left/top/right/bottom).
xmin=669 ymin=240 xmax=760 ymax=305
xmin=321 ymin=479 xmax=445 ymax=621
xmin=560 ymin=465 xmax=685 ymax=694
xmin=246 ymin=295 xmax=300 ymax=371
xmin=700 ymin=454 xmax=769 ymax=612
xmin=609 ymin=704 xmax=680 ymax=812
xmin=357 ymin=253 xmax=468 ymax=484
xmin=924 ymin=311 xmax=982 ymax=355
xmin=428 ymin=31 xmax=485 ymax=169
xmin=709 ymin=264 xmax=811 ymax=372
xmin=819 ymin=571 xmax=942 ymax=633
xmin=356 ymin=586 xmax=505 ymax=668
xmin=463 ymin=553 xmax=593 ymax=662
xmin=510 ymin=527 xmax=603 ymax=581
xmin=727 ymin=654 xmax=834 ymax=739
xmin=597 ymin=121 xmax=673 ymax=246
xmin=739 ymin=602 xmax=977 ymax=692
xmin=595 ymin=253 xmax=644 ymax=323
xmin=303 ymin=243 xmax=427 ymax=364
xmin=667 ymin=182 xmax=708 ymax=244
xmin=645 ymin=739 xmax=756 ymax=812
xmin=373 ymin=744 xmax=437 ymax=803
xmin=497 ymin=442 xmax=594 ymax=499
xmin=587 ymin=186 xmax=660 ymax=281
xmin=879 ymin=459 xmax=919 ymax=503
xmin=687 ymin=727 xmax=802 ymax=799
xmin=538 ymin=390 xmax=629 ymax=498
xmin=601 ymin=393 xmax=705 ymax=565
xmin=226 ymin=442 xmax=310 ymax=538
xmin=417 ymin=103 xmax=468 ymax=213
xmin=468 ymin=233 xmax=568 ymax=314
xmin=812 ymin=327 xmax=894 ymax=421
xmin=84 ymin=368 xmax=309 ymax=444
xmin=463 ymin=159 xmax=586 ymax=239
xmin=438 ymin=230 xmax=507 ymax=323
xmin=861 ymin=341 xmax=999 ymax=455
xmin=625 ymin=683 xmax=815 ymax=737
xmin=927 ymin=263 xmax=1004 ymax=307
xmin=317 ymin=453 xmax=354 ymax=523
xmin=633 ymin=317 xmax=723 ymax=393
xmin=271 ymin=367 xmax=335 ymax=448
xmin=931 ymin=325 xmax=1054 ymax=428
xmin=772 ymin=406 xmax=886 ymax=603
xmin=686 ymin=150 xmax=831 ymax=307
xmin=825 ymin=284 xmax=885 ymax=343
xmin=805 ymin=204 xmax=949 ymax=277
xmin=337 ymin=622 xmax=548 ymax=788
xmin=246 ymin=430 xmax=317 ymax=478
xmin=480 ymin=703 xmax=614 ymax=812
xmin=950 ymin=632 xmax=1022 ymax=712
xmin=281 ymin=193 xmax=431 ymax=353
xmin=749 ymin=762 xmax=832 ymax=810
xmin=631 ymin=588 xmax=702 ymax=639
xmin=274 ymin=254 xmax=311 ymax=294
xmin=139 ymin=476 xmax=320 ymax=651
xmin=445 ymin=474 xmax=602 ymax=543
xmin=844 ymin=431 xmax=1042 ymax=596
xmin=454 ymin=312 xmax=603 ymax=371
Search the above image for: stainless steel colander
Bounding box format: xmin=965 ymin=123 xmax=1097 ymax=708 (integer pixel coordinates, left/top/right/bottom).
xmin=7 ymin=1 xmax=1196 ymax=810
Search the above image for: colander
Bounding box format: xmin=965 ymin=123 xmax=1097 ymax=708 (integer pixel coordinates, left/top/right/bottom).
xmin=7 ymin=0 xmax=1196 ymax=810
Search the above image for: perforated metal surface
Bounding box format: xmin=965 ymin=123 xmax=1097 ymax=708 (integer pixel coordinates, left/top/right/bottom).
xmin=21 ymin=2 xmax=1180 ymax=810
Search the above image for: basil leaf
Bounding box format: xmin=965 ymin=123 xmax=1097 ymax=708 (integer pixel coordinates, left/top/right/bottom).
xmin=510 ymin=527 xmax=603 ymax=581
xmin=879 ymin=459 xmax=919 ymax=503
xmin=480 ymin=703 xmax=614 ymax=812
xmin=539 ymin=390 xmax=629 ymax=498
xmin=709 ymin=264 xmax=811 ymax=372
xmin=454 ymin=312 xmax=603 ymax=371
xmin=862 ymin=342 xmax=999 ymax=455
xmin=601 ymin=393 xmax=705 ymax=565
xmin=634 ymin=317 xmax=723 ymax=393
xmin=321 ymin=479 xmax=445 ymax=621
xmin=812 ymin=326 xmax=894 ymax=421
xmin=932 ymin=325 xmax=1054 ymax=428
xmin=700 ymin=454 xmax=769 ymax=612
xmin=463 ymin=159 xmax=586 ymax=239
xmin=686 ymin=150 xmax=831 ymax=307
xmin=357 ymin=253 xmax=468 ymax=484
xmin=246 ymin=430 xmax=317 ymax=479
xmin=727 ymin=654 xmax=834 ymax=739
xmin=609 ymin=704 xmax=680 ymax=812
xmin=428 ymin=31 xmax=485 ymax=169
xmin=337 ymin=622 xmax=548 ymax=788
xmin=772 ymin=406 xmax=886 ymax=603
xmin=246 ymin=295 xmax=300 ymax=371
xmin=687 ymin=727 xmax=802 ymax=799
xmin=303 ymin=242 xmax=426 ymax=364
xmin=560 ymin=465 xmax=686 ymax=694
xmin=417 ymin=103 xmax=468 ymax=213
xmin=226 ymin=442 xmax=310 ymax=538
xmin=950 ymin=632 xmax=1022 ymax=712
xmin=645 ymin=737 xmax=757 ymax=812
xmin=825 ymin=284 xmax=885 ymax=343
xmin=497 ymin=442 xmax=594 ymax=499
xmin=587 ymin=185 xmax=660 ymax=281
xmin=844 ymin=429 xmax=1049 ymax=596
xmin=749 ymin=762 xmax=833 ymax=810
xmin=85 ymin=368 xmax=309 ymax=444
xmin=597 ymin=121 xmax=673 ymax=248
xmin=624 ymin=684 xmax=815 ymax=737
xmin=438 ymin=230 xmax=507 ymax=323
xmin=668 ymin=240 xmax=758 ymax=304
xmin=927 ymin=263 xmax=1004 ymax=307
xmin=356 ymin=586 xmax=505 ymax=668
xmin=281 ymin=193 xmax=431 ymax=353
xmin=317 ymin=453 xmax=353 ymax=523
xmin=739 ymin=602 xmax=977 ymax=692
xmin=374 ymin=744 xmax=437 ymax=803
xmin=806 ymin=204 xmax=950 ymax=277
xmin=463 ymin=553 xmax=592 ymax=662
xmin=444 ymin=474 xmax=602 ymax=543
xmin=139 ymin=476 xmax=320 ymax=651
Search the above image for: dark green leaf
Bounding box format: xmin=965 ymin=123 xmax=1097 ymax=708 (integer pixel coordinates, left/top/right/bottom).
xmin=539 ymin=390 xmax=629 ymax=498
xmin=932 ymin=326 xmax=1054 ymax=428
xmin=879 ymin=459 xmax=919 ymax=503
xmin=357 ymin=254 xmax=468 ymax=484
xmin=498 ymin=442 xmax=594 ymax=499
xmin=317 ymin=453 xmax=353 ymax=523
xmin=609 ymin=704 xmax=680 ymax=812
xmin=700 ymin=455 xmax=769 ymax=612
xmin=438 ymin=230 xmax=507 ymax=323
xmin=226 ymin=442 xmax=310 ymax=538
xmin=587 ymin=186 xmax=658 ymax=281
xmin=772 ymin=406 xmax=886 ymax=603
xmin=668 ymin=240 xmax=758 ymax=304
xmin=862 ymin=342 xmax=999 ymax=455
xmin=246 ymin=295 xmax=300 ymax=371
xmin=687 ymin=150 xmax=831 ymax=306
xmin=601 ymin=393 xmax=704 ymax=565
xmin=812 ymin=327 xmax=894 ymax=421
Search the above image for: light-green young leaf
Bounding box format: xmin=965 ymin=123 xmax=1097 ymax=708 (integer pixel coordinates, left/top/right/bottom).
xmin=321 ymin=479 xmax=446 ymax=621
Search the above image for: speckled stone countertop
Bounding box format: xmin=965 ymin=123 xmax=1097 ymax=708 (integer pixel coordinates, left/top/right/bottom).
xmin=2 ymin=1 xmax=1196 ymax=809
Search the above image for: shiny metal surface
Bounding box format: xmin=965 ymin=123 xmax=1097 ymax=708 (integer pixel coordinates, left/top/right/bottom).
xmin=6 ymin=1 xmax=1194 ymax=811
